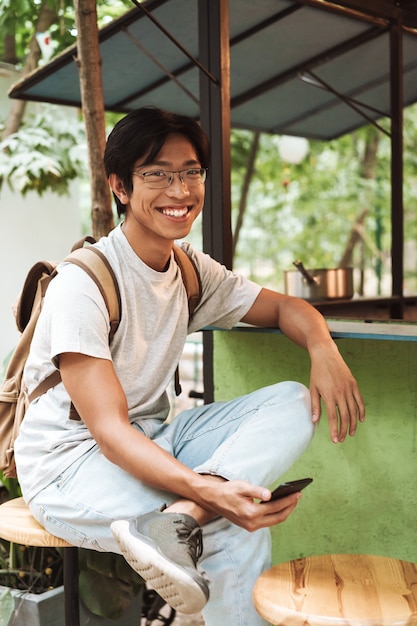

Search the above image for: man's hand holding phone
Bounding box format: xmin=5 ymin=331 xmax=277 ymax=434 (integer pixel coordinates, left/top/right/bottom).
xmin=264 ymin=477 xmax=313 ymax=502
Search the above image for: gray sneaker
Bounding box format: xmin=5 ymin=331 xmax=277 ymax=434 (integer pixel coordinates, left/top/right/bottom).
xmin=111 ymin=509 xmax=209 ymax=614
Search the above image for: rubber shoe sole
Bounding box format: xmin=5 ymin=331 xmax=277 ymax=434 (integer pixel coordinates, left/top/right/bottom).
xmin=111 ymin=519 xmax=209 ymax=614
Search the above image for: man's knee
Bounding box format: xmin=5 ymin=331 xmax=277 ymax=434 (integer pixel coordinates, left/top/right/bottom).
xmin=265 ymin=381 xmax=314 ymax=435
xmin=263 ymin=380 xmax=310 ymax=405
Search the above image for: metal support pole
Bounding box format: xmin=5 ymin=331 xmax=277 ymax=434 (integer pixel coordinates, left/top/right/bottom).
xmin=198 ymin=0 xmax=232 ymax=403
xmin=63 ymin=547 xmax=80 ymax=626
xmin=390 ymin=21 xmax=404 ymax=318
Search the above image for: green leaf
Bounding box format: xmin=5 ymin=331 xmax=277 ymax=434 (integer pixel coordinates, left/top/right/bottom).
xmin=79 ymin=568 xmax=142 ymax=620
xmin=0 ymin=588 xmax=14 ymax=626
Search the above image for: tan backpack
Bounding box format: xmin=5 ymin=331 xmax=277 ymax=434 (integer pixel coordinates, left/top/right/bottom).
xmin=0 ymin=237 xmax=201 ymax=479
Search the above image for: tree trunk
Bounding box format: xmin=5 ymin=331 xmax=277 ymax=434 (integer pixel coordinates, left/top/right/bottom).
xmin=2 ymin=2 xmax=57 ymax=141
xmin=338 ymin=208 xmax=369 ymax=268
xmin=232 ymin=131 xmax=260 ymax=258
xmin=338 ymin=128 xmax=380 ymax=293
xmin=360 ymin=127 xmax=380 ymax=180
xmin=74 ymin=0 xmax=114 ymax=238
xmin=2 ymin=33 xmax=18 ymax=65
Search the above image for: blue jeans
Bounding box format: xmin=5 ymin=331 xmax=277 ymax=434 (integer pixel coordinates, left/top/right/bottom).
xmin=30 ymin=381 xmax=314 ymax=626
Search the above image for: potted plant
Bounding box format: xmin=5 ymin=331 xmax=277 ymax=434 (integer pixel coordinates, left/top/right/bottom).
xmin=0 ymin=474 xmax=144 ymax=626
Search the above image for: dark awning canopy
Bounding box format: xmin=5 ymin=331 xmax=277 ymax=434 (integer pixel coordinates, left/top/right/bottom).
xmin=8 ymin=0 xmax=417 ymax=326
xmin=8 ymin=0 xmax=417 ymax=141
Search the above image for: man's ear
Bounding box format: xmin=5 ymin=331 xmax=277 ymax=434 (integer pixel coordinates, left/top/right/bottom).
xmin=108 ymin=173 xmax=129 ymax=204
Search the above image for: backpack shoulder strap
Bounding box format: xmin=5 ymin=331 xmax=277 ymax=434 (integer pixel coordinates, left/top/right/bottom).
xmin=172 ymin=245 xmax=202 ymax=397
xmin=28 ymin=244 xmax=121 ymax=406
xmin=15 ymin=261 xmax=57 ymax=333
xmin=64 ymin=246 xmax=121 ymax=342
xmin=173 ymin=244 xmax=202 ymax=317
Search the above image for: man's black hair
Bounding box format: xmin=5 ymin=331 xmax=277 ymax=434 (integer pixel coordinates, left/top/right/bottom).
xmin=104 ymin=106 xmax=210 ymax=217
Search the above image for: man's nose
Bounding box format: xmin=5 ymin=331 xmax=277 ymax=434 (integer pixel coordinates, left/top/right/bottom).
xmin=167 ymin=173 xmax=190 ymax=195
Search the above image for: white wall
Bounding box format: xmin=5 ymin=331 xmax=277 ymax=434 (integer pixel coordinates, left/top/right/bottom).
xmin=0 ymin=64 xmax=82 ymax=368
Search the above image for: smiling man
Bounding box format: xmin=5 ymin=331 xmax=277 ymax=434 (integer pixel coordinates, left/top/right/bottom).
xmin=15 ymin=107 xmax=365 ymax=626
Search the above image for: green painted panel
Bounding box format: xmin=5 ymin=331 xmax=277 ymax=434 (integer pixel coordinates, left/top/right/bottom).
xmin=213 ymin=330 xmax=417 ymax=565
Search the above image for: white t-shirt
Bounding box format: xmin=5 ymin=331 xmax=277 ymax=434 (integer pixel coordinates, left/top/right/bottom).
xmin=15 ymin=225 xmax=261 ymax=501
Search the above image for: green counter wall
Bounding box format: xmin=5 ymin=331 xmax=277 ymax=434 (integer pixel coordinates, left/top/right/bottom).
xmin=212 ymin=328 xmax=417 ymax=565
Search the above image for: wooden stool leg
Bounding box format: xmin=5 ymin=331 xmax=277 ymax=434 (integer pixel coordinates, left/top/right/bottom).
xmin=63 ymin=546 xmax=80 ymax=626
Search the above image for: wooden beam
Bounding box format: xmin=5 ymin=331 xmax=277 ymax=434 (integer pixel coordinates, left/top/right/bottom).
xmin=198 ymin=0 xmax=232 ymax=404
xmin=198 ymin=0 xmax=232 ymax=269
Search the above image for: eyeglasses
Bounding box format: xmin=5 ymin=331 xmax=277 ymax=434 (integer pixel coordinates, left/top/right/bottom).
xmin=132 ymin=167 xmax=207 ymax=189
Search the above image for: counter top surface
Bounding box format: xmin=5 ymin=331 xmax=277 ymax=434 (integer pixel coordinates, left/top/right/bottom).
xmin=208 ymin=319 xmax=417 ymax=341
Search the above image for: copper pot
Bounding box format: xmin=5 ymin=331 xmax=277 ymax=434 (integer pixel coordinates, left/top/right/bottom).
xmin=284 ymin=260 xmax=354 ymax=301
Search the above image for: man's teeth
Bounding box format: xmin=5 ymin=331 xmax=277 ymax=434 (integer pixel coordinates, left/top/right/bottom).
xmin=161 ymin=207 xmax=188 ymax=217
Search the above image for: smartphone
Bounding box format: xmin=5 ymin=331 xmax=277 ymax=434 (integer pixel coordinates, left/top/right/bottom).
xmin=267 ymin=477 xmax=313 ymax=502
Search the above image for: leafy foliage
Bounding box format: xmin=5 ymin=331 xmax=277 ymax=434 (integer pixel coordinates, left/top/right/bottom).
xmin=231 ymin=107 xmax=417 ymax=296
xmin=0 ymin=543 xmax=64 ymax=593
xmin=0 ymin=108 xmax=87 ymax=196
xmin=0 ymin=0 xmax=133 ymax=66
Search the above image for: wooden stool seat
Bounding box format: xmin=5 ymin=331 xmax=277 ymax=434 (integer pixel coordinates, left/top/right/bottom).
xmin=0 ymin=496 xmax=80 ymax=626
xmin=253 ymin=554 xmax=417 ymax=626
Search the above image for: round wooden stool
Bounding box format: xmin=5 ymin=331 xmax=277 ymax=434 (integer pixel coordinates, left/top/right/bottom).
xmin=253 ymin=553 xmax=417 ymax=626
xmin=0 ymin=497 xmax=80 ymax=626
